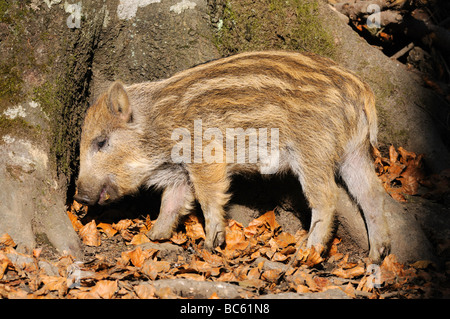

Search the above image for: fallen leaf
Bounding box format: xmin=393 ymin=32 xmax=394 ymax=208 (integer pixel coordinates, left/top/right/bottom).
xmin=296 ymin=246 xmax=324 ymax=267
xmin=274 ymin=232 xmax=296 ymax=248
xmin=40 ymin=275 xmax=67 ymax=296
xmin=411 ymin=260 xmax=433 ymax=269
xmin=257 ymin=211 xmax=280 ymax=232
xmin=170 ymin=231 xmax=188 ymax=245
xmin=79 ymin=220 xmax=101 ymax=247
xmin=225 ymin=228 xmax=248 ymax=251
xmin=328 ymin=237 xmax=341 ymax=257
xmin=261 ymin=269 xmax=282 ymax=282
xmin=341 ymin=282 xmax=356 ymax=298
xmin=239 ymin=278 xmax=266 ymax=289
xmin=247 ymin=266 xmax=261 ymax=280
xmin=209 ymin=292 xmax=220 ymax=299
xmin=141 ymin=260 xmax=158 ymax=280
xmin=0 ymin=233 xmax=16 ymax=248
xmin=389 ymin=145 xmax=399 ymax=164
xmin=91 ymin=280 xmax=118 ymax=299
xmin=200 ymin=249 xmax=223 ymax=267
xmin=332 ymin=266 xmax=365 ymax=279
xmin=97 ymin=223 xmax=117 ymax=237
xmin=296 ymin=284 xmax=310 ymax=293
xmin=121 ymin=247 xmax=147 ymax=267
xmin=185 ymin=215 xmax=206 ymax=241
xmin=0 ymin=260 xmax=10 ymax=280
xmin=178 ymin=273 xmax=205 ymax=281
xmin=134 ymin=283 xmax=156 ymax=299
xmin=216 ymin=271 xmax=237 ymax=282
xmin=155 ymin=286 xmax=177 ymax=299
xmin=129 ymin=233 xmax=150 ymax=246
xmin=67 ymin=211 xmax=83 ymax=232
xmin=113 ymin=219 xmax=133 ymax=231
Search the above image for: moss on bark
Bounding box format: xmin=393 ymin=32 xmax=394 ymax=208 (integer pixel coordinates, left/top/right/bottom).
xmin=209 ymin=0 xmax=335 ymax=58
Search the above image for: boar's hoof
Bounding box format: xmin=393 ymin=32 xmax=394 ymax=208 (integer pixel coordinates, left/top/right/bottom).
xmin=147 ymin=226 xmax=172 ymax=241
xmin=369 ymin=240 xmax=391 ymax=264
xmin=205 ymin=230 xmax=225 ymax=251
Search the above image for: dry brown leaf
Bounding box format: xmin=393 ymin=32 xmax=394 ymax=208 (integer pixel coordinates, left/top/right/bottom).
xmin=247 ymin=267 xmax=261 ymax=280
xmin=261 ymin=269 xmax=282 ymax=283
xmin=0 ymin=260 xmax=10 ymax=280
xmin=178 ymin=273 xmax=205 ymax=281
xmin=185 ymin=215 xmax=206 ymax=241
xmin=243 ymin=223 xmax=259 ymax=238
xmin=97 ymin=223 xmax=117 ymax=237
xmin=296 ymin=284 xmax=310 ymax=293
xmin=328 ymin=237 xmax=341 ymax=257
xmin=296 ymin=246 xmax=324 ymax=267
xmin=200 ymin=249 xmax=223 ymax=267
xmin=134 ymin=283 xmax=156 ymax=299
xmin=155 ymin=286 xmax=177 ymax=299
xmin=141 ymin=260 xmax=158 ymax=280
xmin=209 ymin=292 xmax=220 ymax=299
xmin=129 ymin=233 xmax=150 ymax=246
xmin=257 ymin=210 xmax=280 ymax=232
xmin=0 ymin=233 xmax=16 ymax=248
xmin=217 ymin=271 xmax=237 ymax=282
xmin=410 ymin=260 xmax=433 ymax=269
xmin=67 ymin=211 xmax=83 ymax=232
xmin=225 ymin=228 xmax=248 ymax=251
xmin=228 ymin=219 xmax=244 ymax=231
xmin=91 ymin=280 xmax=118 ymax=299
xmin=274 ymin=232 xmax=296 ymax=248
xmin=40 ymin=275 xmax=67 ymax=296
xmin=389 ymin=145 xmax=399 ymax=164
xmin=170 ymin=231 xmax=188 ymax=245
xmin=381 ymin=254 xmax=402 ymax=271
xmin=79 ymin=220 xmax=101 ymax=247
xmin=113 ymin=219 xmax=133 ymax=231
xmin=121 ymin=247 xmax=148 ymax=267
xmin=272 ymin=252 xmax=288 ymax=262
xmin=332 ymin=265 xmax=365 ymax=279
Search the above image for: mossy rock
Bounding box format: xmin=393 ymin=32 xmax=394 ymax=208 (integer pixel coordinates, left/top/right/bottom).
xmin=210 ymin=0 xmax=335 ymax=58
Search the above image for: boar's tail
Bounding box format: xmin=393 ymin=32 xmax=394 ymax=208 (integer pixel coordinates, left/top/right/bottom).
xmin=362 ymin=84 xmax=378 ymax=148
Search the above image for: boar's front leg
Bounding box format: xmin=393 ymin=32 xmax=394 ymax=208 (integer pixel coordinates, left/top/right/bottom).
xmin=187 ymin=163 xmax=231 ymax=250
xmin=147 ymin=182 xmax=194 ymax=241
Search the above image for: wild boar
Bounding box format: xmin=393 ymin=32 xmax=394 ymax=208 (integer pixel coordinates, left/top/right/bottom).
xmin=74 ymin=51 xmax=390 ymax=262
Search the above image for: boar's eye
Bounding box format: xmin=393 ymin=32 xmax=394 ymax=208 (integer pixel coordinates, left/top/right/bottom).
xmin=94 ymin=136 xmax=108 ymax=151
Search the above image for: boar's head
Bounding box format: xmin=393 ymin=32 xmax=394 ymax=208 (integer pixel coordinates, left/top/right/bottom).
xmin=74 ymin=81 xmax=146 ymax=206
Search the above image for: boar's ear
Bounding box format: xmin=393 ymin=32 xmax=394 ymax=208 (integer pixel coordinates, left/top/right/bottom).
xmin=107 ymin=81 xmax=132 ymax=123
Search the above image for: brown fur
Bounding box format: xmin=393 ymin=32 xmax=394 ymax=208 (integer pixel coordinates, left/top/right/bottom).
xmin=75 ymin=51 xmax=390 ymax=262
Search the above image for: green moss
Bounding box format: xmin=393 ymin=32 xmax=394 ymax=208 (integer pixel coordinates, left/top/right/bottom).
xmin=212 ymin=0 xmax=335 ymax=58
xmin=0 ymin=63 xmax=23 ymax=107
xmin=0 ymin=116 xmax=38 ymax=142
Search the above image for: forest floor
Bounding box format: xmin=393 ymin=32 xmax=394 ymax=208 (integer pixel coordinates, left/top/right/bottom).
xmin=1 ymin=145 xmax=450 ymax=299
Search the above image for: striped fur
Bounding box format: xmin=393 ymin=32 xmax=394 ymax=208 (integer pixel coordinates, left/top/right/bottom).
xmin=75 ymin=51 xmax=390 ymax=262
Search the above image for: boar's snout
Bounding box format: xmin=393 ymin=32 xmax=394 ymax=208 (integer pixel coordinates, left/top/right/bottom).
xmin=73 ymin=192 xmax=94 ymax=206
xmin=74 ymin=180 xmax=98 ymax=206
xmin=74 ymin=176 xmax=119 ymax=206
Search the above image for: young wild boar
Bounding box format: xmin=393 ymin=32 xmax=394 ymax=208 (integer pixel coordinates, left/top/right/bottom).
xmin=74 ymin=51 xmax=390 ymax=262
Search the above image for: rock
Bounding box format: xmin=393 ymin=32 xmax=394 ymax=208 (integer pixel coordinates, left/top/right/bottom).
xmin=260 ymin=289 xmax=351 ymax=299
xmin=151 ymin=279 xmax=244 ymax=298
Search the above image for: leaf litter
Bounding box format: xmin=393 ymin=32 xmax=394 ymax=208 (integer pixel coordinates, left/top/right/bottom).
xmin=0 ymin=145 xmax=449 ymax=299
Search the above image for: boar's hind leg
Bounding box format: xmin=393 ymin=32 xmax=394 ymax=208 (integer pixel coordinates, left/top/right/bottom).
xmin=147 ymin=182 xmax=194 ymax=241
xmin=187 ymin=163 xmax=231 ymax=250
xmin=339 ymin=143 xmax=391 ymax=263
